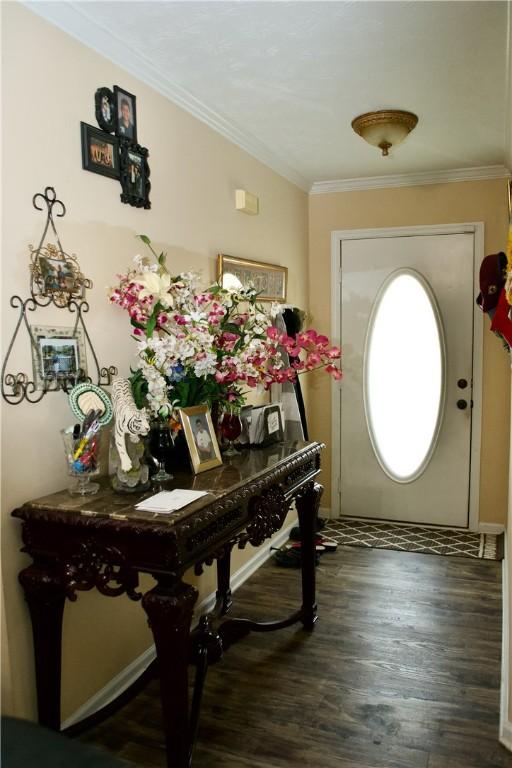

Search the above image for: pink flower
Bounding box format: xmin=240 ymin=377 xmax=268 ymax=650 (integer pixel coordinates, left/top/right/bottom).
xmin=266 ymin=327 xmax=279 ymax=340
xmin=327 ymin=346 xmax=341 ymax=359
xmin=306 ymin=352 xmax=321 ymax=368
xmin=326 ymin=364 xmax=342 ymax=380
xmin=132 ymin=328 xmax=144 ymax=337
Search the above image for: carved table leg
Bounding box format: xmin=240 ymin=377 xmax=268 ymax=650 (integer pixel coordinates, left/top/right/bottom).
xmin=216 ymin=545 xmax=233 ymax=615
xmin=18 ymin=562 xmax=67 ymax=730
xmin=142 ymin=577 xmax=198 ymax=768
xmin=296 ymin=482 xmax=323 ymax=630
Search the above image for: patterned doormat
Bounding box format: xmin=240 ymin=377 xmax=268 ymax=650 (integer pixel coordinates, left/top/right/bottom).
xmin=322 ymin=519 xmax=503 ymax=561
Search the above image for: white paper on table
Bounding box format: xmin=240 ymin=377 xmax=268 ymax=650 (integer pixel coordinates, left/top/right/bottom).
xmin=135 ymin=489 xmax=208 ymax=513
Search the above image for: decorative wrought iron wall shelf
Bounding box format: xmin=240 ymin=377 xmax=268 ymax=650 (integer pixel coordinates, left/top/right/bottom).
xmin=2 ymin=187 xmax=117 ymax=404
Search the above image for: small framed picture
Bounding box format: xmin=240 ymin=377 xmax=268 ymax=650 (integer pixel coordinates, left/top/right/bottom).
xmin=95 ymin=87 xmax=115 ymax=133
xmin=179 ymin=405 xmax=222 ymax=474
xmin=38 ymin=254 xmax=78 ymax=294
xmin=218 ymin=254 xmax=288 ymax=302
xmin=114 ymin=85 xmax=137 ymax=142
xmin=81 ymin=122 xmax=120 ymax=179
xmin=261 ymin=404 xmax=284 ymax=446
xmin=31 ymin=325 xmax=87 ymax=391
xmin=120 ymin=143 xmax=151 ymax=209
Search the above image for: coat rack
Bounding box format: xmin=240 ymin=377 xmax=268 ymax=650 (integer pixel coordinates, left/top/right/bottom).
xmin=2 ymin=186 xmax=117 ymax=404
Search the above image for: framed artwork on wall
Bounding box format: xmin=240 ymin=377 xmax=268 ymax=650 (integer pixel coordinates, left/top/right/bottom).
xmin=81 ymin=122 xmax=120 ymax=179
xmin=114 ymin=85 xmax=137 ymax=142
xmin=217 ymin=254 xmax=288 ymax=302
xmin=30 ymin=324 xmax=87 ymax=390
xmin=94 ymin=87 xmax=116 ymax=133
xmin=119 ymin=142 xmax=151 ymax=209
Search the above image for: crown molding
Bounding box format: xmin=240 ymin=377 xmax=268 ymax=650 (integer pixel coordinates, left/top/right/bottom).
xmin=309 ymin=165 xmax=512 ymax=195
xmin=23 ymin=1 xmax=310 ymax=192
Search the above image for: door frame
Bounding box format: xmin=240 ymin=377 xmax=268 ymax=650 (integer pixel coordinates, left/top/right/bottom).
xmin=330 ymin=222 xmax=484 ymax=531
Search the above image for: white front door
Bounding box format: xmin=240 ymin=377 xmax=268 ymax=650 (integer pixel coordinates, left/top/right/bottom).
xmin=338 ymin=230 xmax=478 ymax=528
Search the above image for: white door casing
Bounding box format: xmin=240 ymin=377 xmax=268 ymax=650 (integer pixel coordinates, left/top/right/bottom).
xmin=331 ymin=224 xmax=484 ymax=530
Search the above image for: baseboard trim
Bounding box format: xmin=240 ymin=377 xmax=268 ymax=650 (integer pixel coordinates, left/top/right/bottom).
xmin=60 ymin=520 xmax=295 ymax=730
xmin=500 ymin=534 xmax=512 ymax=752
xmin=478 ymin=523 xmax=505 ymax=535
xmin=60 ymin=644 xmax=156 ymax=731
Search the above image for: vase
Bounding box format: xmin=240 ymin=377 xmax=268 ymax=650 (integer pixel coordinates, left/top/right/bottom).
xmin=109 ymin=431 xmax=151 ymax=493
xmin=61 ymin=426 xmax=102 ymax=496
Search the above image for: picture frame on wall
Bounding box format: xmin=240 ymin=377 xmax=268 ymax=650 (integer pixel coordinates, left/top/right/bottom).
xmin=30 ymin=324 xmax=87 ymax=391
xmin=81 ymin=122 xmax=120 ymax=179
xmin=217 ymin=254 xmax=288 ymax=302
xmin=179 ymin=405 xmax=223 ymax=475
xmin=119 ymin=142 xmax=151 ymax=209
xmin=114 ymin=85 xmax=137 ymax=142
xmin=94 ymin=87 xmax=116 ymax=133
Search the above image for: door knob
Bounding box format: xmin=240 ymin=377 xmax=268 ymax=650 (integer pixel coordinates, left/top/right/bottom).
xmin=457 ymin=399 xmax=468 ymax=410
xmin=457 ymin=378 xmax=468 ymax=389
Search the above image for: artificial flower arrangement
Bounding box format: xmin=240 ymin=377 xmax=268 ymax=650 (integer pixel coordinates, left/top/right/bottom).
xmin=109 ymin=236 xmax=341 ymax=431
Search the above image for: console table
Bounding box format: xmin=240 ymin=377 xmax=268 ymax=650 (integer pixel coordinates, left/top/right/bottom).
xmin=12 ymin=440 xmax=324 ymax=768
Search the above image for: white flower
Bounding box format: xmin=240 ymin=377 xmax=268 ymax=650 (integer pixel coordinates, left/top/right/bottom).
xmin=138 ymin=272 xmax=173 ymax=306
xmin=193 ymin=353 xmax=217 ymax=377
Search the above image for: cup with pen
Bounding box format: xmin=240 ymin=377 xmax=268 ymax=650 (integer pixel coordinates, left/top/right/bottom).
xmin=61 ymin=408 xmax=103 ymax=495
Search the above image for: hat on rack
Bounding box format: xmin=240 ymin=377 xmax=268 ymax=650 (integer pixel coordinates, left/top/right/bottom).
xmin=476 ymin=252 xmax=507 ymax=312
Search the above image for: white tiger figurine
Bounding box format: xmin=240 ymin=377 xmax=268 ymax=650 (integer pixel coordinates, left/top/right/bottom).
xmin=112 ymin=378 xmax=150 ymax=472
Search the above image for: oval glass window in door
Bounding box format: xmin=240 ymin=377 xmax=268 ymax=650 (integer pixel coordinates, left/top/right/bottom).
xmin=364 ymin=269 xmax=446 ymax=483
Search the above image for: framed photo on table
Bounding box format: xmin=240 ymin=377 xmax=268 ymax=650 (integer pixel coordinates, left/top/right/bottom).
xmin=179 ymin=405 xmax=222 ymax=474
xmin=217 ymin=254 xmax=287 ymax=302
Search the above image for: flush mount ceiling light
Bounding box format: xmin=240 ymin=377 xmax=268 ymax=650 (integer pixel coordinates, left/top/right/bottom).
xmin=351 ymin=109 xmax=419 ymax=156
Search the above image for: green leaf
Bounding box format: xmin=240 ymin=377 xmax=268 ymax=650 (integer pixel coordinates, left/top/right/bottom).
xmin=146 ymin=313 xmax=157 ymax=338
xmin=138 ymin=234 xmax=152 ymax=246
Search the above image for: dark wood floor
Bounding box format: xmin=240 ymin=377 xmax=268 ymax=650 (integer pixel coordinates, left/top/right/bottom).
xmin=80 ymin=546 xmax=512 ymax=768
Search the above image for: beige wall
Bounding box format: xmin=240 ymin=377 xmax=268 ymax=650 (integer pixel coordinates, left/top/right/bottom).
xmin=309 ymin=179 xmax=511 ymax=524
xmin=1 ymin=3 xmax=307 ymax=722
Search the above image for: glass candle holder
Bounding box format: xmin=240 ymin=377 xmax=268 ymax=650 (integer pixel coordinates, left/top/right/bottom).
xmin=61 ymin=426 xmax=102 ymax=496
xmin=219 ymin=410 xmax=242 ymax=457
xmin=148 ymin=422 xmax=174 ymax=482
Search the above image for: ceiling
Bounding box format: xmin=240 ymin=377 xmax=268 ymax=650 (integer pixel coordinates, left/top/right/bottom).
xmin=27 ymin=1 xmax=511 ymax=191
